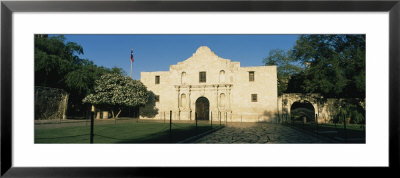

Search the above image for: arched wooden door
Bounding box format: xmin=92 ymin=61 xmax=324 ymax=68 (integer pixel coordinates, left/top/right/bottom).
xmin=195 ymin=97 xmax=209 ymax=120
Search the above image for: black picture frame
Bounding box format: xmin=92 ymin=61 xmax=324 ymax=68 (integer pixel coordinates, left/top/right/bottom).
xmin=1 ymin=0 xmax=399 ymax=177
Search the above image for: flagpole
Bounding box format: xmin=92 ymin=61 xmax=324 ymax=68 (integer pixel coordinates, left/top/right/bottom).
xmin=130 ymin=48 xmax=133 ymax=79
xmin=131 ymin=60 xmax=133 ymax=79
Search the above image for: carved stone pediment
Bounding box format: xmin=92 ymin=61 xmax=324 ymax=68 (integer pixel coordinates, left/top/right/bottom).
xmin=170 ymin=46 xmax=240 ymax=71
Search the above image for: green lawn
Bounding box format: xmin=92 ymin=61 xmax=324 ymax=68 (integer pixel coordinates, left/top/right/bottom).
xmin=318 ymin=123 xmax=365 ymax=131
xmin=286 ymin=121 xmax=366 ymax=143
xmin=35 ymin=121 xmax=220 ymax=143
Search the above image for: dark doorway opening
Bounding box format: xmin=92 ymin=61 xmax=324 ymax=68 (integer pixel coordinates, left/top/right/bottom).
xmin=195 ymin=97 xmax=209 ymax=120
xmin=290 ymin=100 xmax=315 ymax=123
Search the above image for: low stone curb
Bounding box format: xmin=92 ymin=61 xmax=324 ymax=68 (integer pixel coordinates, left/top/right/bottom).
xmin=177 ymin=126 xmax=225 ymax=143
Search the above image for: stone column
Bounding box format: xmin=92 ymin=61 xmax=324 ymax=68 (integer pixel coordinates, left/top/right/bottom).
xmin=191 ymin=86 xmax=196 ymax=121
xmin=176 ymin=86 xmax=180 ymax=120
xmin=227 ymin=85 xmax=231 ymax=111
xmin=215 ymin=85 xmax=219 ymax=121
xmin=188 ymin=86 xmax=192 ymax=117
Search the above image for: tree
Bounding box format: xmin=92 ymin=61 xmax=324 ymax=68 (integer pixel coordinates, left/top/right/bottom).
xmin=264 ymin=35 xmax=366 ymax=124
xmin=82 ymin=73 xmax=149 ymax=118
xmin=35 ymin=35 xmax=84 ymax=89
xmin=291 ymin=34 xmax=365 ymax=99
xmin=263 ymin=49 xmax=304 ymax=95
xmin=290 ymin=34 xmax=366 ymax=124
xmin=286 ymin=71 xmax=307 ymax=93
xmin=35 ymin=35 xmax=126 ymax=117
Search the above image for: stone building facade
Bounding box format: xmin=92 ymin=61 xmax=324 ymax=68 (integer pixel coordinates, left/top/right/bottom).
xmin=140 ymin=46 xmax=278 ymax=122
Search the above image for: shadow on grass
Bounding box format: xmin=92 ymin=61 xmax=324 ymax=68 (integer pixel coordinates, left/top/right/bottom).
xmin=94 ymin=125 xmax=219 ymax=143
xmin=35 ymin=120 xmax=224 ymax=144
xmin=284 ymin=121 xmax=365 ymax=143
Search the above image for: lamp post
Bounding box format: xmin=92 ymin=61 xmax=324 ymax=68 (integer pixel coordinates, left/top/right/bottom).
xmin=90 ymin=105 xmax=95 ymax=144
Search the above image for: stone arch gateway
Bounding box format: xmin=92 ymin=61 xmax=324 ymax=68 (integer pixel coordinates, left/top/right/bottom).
xmin=290 ymin=100 xmax=315 ymax=123
xmin=278 ymin=93 xmax=353 ymax=124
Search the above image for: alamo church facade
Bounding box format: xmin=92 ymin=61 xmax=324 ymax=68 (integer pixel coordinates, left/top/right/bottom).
xmin=140 ymin=46 xmax=278 ymax=122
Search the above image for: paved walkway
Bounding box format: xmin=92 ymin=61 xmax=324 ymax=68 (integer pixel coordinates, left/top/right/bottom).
xmin=194 ymin=122 xmax=335 ymax=143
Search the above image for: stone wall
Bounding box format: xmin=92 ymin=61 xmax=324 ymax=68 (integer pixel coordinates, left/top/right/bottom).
xmin=278 ymin=93 xmax=364 ymax=124
xmin=34 ymin=86 xmax=69 ymax=120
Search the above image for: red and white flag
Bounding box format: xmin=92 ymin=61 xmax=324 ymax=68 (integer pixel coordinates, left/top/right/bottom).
xmin=130 ymin=49 xmax=134 ymax=62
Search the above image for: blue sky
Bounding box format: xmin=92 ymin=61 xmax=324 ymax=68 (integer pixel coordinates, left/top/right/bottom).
xmin=61 ymin=34 xmax=299 ymax=80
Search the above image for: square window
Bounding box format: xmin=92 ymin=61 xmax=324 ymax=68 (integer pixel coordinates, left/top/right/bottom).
xmin=155 ymin=76 xmax=160 ymax=84
xmin=249 ymin=71 xmax=255 ymax=81
xmin=251 ymin=94 xmax=257 ymax=102
xmin=199 ymin=72 xmax=206 ymax=83
xmin=155 ymin=95 xmax=160 ymax=102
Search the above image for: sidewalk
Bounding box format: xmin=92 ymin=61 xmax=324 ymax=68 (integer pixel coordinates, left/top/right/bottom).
xmin=194 ymin=122 xmax=337 ymax=143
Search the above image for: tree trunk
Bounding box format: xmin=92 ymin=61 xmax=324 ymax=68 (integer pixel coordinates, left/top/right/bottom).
xmin=115 ymin=108 xmax=122 ymax=118
xmin=111 ymin=110 xmax=115 ymax=118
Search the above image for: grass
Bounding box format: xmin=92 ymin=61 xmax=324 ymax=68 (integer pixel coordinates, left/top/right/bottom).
xmin=285 ymin=121 xmax=366 ymax=143
xmin=318 ymin=123 xmax=365 ymax=131
xmin=35 ymin=120 xmax=220 ymax=143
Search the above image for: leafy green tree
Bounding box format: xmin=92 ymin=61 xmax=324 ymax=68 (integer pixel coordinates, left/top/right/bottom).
xmin=337 ymin=99 xmax=365 ymax=124
xmin=264 ymin=35 xmax=365 ymax=124
xmin=35 ymin=35 xmax=127 ymax=117
xmin=291 ymin=34 xmax=365 ymax=99
xmin=263 ymin=49 xmax=304 ymax=95
xmin=35 ymin=35 xmax=84 ymax=89
xmin=83 ymin=73 xmax=149 ymax=118
xmin=291 ymin=34 xmax=366 ymax=124
xmin=139 ymin=91 xmax=159 ymax=118
xmin=65 ymin=61 xmax=123 ymax=96
xmin=286 ymin=71 xmax=307 ymax=93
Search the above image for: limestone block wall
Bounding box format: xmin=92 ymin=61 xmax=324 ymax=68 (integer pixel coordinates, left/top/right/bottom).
xmin=34 ymin=86 xmax=69 ymax=120
xmin=278 ymin=94 xmax=347 ymax=124
xmin=140 ymin=71 xmax=176 ymax=119
xmin=140 ymin=46 xmax=278 ymax=122
xmin=230 ymin=66 xmax=278 ymax=122
xmin=318 ymin=98 xmax=352 ymax=124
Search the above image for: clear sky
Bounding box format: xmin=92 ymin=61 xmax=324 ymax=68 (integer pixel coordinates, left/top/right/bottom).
xmin=60 ymin=34 xmax=299 ymax=80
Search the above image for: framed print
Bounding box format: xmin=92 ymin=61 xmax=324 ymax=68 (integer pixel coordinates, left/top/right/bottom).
xmin=1 ymin=0 xmax=399 ymax=177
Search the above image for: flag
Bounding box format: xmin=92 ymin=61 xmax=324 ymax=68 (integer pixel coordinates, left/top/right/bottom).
xmin=130 ymin=49 xmax=134 ymax=62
